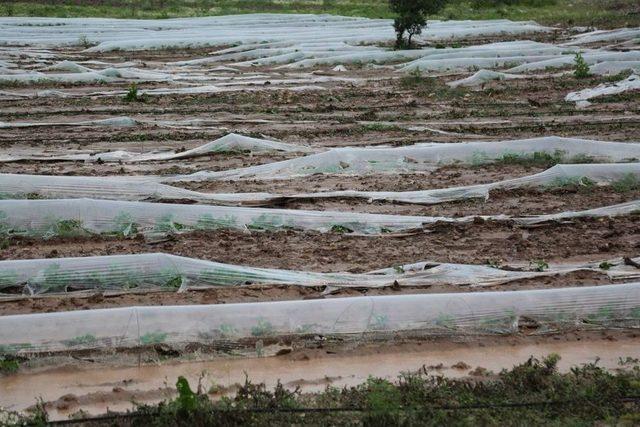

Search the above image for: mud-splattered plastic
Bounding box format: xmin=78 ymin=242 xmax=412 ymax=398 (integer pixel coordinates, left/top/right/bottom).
xmin=1 ymin=282 xmax=640 ymax=353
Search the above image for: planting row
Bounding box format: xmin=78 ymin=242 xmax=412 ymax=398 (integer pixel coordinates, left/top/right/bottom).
xmin=2 ymin=282 xmax=640 ymax=354
xmin=1 ymin=252 xmax=637 ymax=297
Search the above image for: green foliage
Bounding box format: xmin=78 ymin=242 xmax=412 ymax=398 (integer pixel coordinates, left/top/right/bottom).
xmin=330 ymin=224 xmax=354 ymax=234
xmin=247 ymin=213 xmax=290 ymax=231
xmin=495 ymin=150 xmax=574 ymax=168
xmin=472 ymin=0 xmax=556 ymax=6
xmin=0 ymin=357 xmax=19 ymax=374
xmin=389 ymin=0 xmax=448 ymax=48
xmin=360 ymin=122 xmax=400 ymax=132
xmin=251 ymin=319 xmax=275 ymax=337
xmin=574 ymin=52 xmax=591 ymax=79
xmin=611 ymin=173 xmax=640 ymax=193
xmin=119 ymin=355 xmax=640 ymax=426
xmin=123 ymin=82 xmax=146 ymax=102
xmin=548 ymin=176 xmax=596 ymax=191
xmin=195 ymin=214 xmax=237 ymax=230
xmin=364 ymin=377 xmax=402 ymax=424
xmin=531 ymin=259 xmax=549 ymax=272
xmin=112 ymin=212 xmax=139 ymax=237
xmin=77 ymin=34 xmax=92 ymax=48
xmin=46 ymin=219 xmax=86 ymax=238
xmin=1 ymin=0 xmax=638 ymax=29
xmin=599 ymin=261 xmax=613 ymax=270
xmin=175 ymin=376 xmax=198 ymax=412
xmin=140 ymin=331 xmax=168 ymax=344
xmin=154 ymin=214 xmax=187 ymax=233
xmin=64 ymin=334 xmax=97 ymax=347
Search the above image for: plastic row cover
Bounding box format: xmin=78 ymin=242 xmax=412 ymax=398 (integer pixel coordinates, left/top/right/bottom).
xmin=0 ymin=133 xmax=314 ymax=163
xmin=290 ymin=163 xmax=640 ymax=205
xmin=0 ymin=82 xmax=327 ymax=101
xmin=0 ymin=66 xmax=174 ymax=85
xmin=0 ymin=117 xmax=137 ymax=129
xmin=0 ymin=197 xmax=639 ymax=238
xmin=566 ymin=74 xmax=640 ymax=102
xmin=2 ymin=252 xmax=638 ymax=297
xmin=564 ymin=28 xmax=640 ymax=46
xmin=1 ymin=282 xmax=640 ymax=353
xmin=0 ymin=16 xmax=551 ymax=50
xmin=0 ymin=173 xmax=280 ymax=206
xmin=2 ymin=163 xmax=639 ymax=207
xmin=166 ymin=136 xmax=640 ymax=182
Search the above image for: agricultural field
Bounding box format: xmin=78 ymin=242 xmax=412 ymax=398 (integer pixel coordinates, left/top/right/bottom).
xmin=0 ymin=3 xmax=640 ymax=425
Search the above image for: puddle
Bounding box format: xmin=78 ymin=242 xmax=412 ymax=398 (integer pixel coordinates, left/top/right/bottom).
xmin=1 ymin=335 xmax=638 ymax=420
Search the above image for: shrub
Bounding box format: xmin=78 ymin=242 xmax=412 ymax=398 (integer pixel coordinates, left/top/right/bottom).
xmin=389 ymin=0 xmax=448 ymax=49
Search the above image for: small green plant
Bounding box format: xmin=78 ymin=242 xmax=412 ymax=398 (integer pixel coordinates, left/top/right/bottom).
xmin=599 ymin=261 xmax=613 ymax=270
xmin=531 ymin=259 xmax=549 ymax=272
xmin=196 ymin=214 xmax=237 ymax=230
xmin=175 ymin=376 xmax=198 ymax=412
xmin=0 ymin=357 xmax=19 ymax=374
xmin=574 ymin=52 xmax=590 ymax=78
xmin=46 ymin=219 xmax=86 ymax=238
xmin=497 ymin=150 xmax=566 ymax=167
xmin=360 ymin=123 xmax=400 ymax=132
xmin=251 ymin=320 xmax=275 ymax=337
xmin=64 ymin=334 xmax=97 ymax=347
xmin=140 ymin=331 xmax=168 ymax=345
xmin=154 ymin=214 xmax=187 ymax=233
xmin=123 ymin=82 xmax=146 ymax=102
xmin=548 ymin=176 xmax=596 ymax=191
xmin=77 ymin=34 xmax=92 ymax=48
xmin=113 ymin=212 xmax=139 ymax=237
xmin=247 ymin=214 xmax=289 ymax=231
xmin=399 ymin=68 xmax=433 ymax=88
xmin=486 ymin=259 xmax=502 ymax=268
xmin=330 ymin=224 xmax=354 ymax=234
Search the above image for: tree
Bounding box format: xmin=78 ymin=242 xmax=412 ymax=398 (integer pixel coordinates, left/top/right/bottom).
xmin=389 ymin=0 xmax=448 ymax=49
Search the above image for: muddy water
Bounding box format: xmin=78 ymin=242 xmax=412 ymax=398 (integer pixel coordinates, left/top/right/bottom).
xmin=2 ymin=335 xmax=638 ymax=420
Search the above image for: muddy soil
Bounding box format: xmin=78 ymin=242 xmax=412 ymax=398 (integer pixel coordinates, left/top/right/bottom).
xmin=1 ymin=217 xmax=638 ymax=272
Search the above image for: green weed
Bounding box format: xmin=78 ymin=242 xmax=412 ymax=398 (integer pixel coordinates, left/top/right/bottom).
xmin=574 ymin=52 xmax=591 ymax=79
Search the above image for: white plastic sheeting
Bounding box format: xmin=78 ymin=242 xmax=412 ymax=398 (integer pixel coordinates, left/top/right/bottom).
xmin=2 ymin=282 xmax=640 ymax=353
xmin=507 ymin=51 xmax=640 ymax=73
xmin=0 ymin=197 xmax=639 ymax=238
xmin=2 ymin=163 xmax=638 ymax=207
xmin=565 ymin=28 xmax=640 ymax=46
xmin=0 ymin=198 xmax=433 ymax=236
xmin=167 ymin=136 xmax=640 ymax=182
xmin=566 ymin=74 xmax=640 ymax=102
xmin=1 ymin=252 xmax=638 ymax=297
xmin=287 ymin=163 xmax=640 ymax=205
xmin=0 ymin=16 xmax=552 ymax=50
xmin=0 ymin=66 xmax=174 ymax=85
xmin=0 ymin=116 xmax=137 ymax=129
xmin=397 ymin=41 xmax=568 ymax=73
xmin=0 ymin=81 xmax=328 ymax=100
xmin=0 ymin=133 xmax=314 ymax=163
xmin=446 ymin=69 xmax=527 ymax=88
xmin=0 ymin=174 xmax=279 ymax=206
xmin=589 ymin=61 xmax=640 ymax=76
